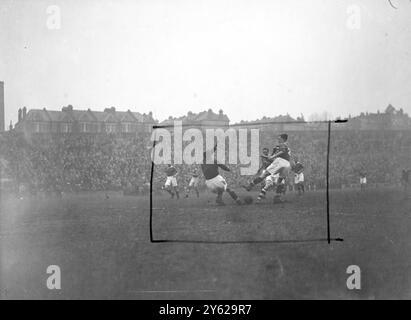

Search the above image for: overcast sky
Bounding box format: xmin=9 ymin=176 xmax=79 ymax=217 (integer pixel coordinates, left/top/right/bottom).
xmin=1 ymin=0 xmax=410 ymax=126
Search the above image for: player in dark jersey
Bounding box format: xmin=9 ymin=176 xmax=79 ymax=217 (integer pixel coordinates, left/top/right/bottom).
xmin=201 ymin=147 xmax=242 ymax=206
xmin=293 ymin=161 xmax=304 ymax=175
xmin=164 ymin=164 xmax=179 ymax=199
xmin=293 ymin=161 xmax=305 ymax=195
xmin=258 ymin=147 xmax=274 ymax=182
xmin=185 ymin=168 xmax=200 ymax=198
xmin=259 ymin=147 xmax=273 ymax=173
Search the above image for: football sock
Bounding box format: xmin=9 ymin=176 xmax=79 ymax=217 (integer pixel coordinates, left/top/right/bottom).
xmin=257 ymin=188 xmax=267 ymax=200
xmin=226 ymin=188 xmax=239 ymax=200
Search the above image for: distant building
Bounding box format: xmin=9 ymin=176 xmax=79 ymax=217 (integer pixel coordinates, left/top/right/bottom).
xmin=232 ymin=105 xmax=411 ymax=131
xmin=11 ymin=103 xmax=411 ymax=136
xmin=14 ymin=105 xmax=157 ymax=135
xmin=159 ymin=109 xmax=230 ymax=129
xmin=348 ymin=105 xmax=411 ymax=130
xmin=235 ymin=114 xmax=307 ymax=131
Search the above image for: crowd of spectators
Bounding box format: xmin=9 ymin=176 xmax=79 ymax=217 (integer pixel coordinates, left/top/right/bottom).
xmin=0 ymin=132 xmax=152 ymax=194
xmin=0 ymin=128 xmax=410 ymax=195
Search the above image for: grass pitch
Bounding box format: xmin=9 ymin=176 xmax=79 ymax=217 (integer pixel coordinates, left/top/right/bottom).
xmin=1 ymin=187 xmax=410 ymax=299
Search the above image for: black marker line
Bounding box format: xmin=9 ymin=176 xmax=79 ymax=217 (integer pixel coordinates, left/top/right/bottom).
xmin=153 ymin=119 xmax=348 ymax=129
xmin=151 ymin=238 xmax=343 ymax=244
xmin=149 ymin=161 xmax=154 ymax=242
xmin=326 ymin=120 xmax=331 ymax=244
xmin=149 ymin=121 xmax=344 ymax=244
xmin=149 ymin=134 xmax=157 ymax=243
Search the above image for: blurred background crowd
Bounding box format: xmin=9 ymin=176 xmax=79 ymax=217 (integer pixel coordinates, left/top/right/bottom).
xmin=1 ymin=127 xmax=410 ymax=196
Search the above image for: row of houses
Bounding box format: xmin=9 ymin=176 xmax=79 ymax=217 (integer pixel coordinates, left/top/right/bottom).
xmin=158 ymin=109 xmax=230 ymax=128
xmin=13 ymin=106 xmax=230 ymax=136
xmin=233 ymin=105 xmax=411 ymax=131
xmin=347 ymin=105 xmax=411 ymax=130
xmin=11 ymin=104 xmax=411 ymax=136
xmin=14 ymin=105 xmax=157 ymax=135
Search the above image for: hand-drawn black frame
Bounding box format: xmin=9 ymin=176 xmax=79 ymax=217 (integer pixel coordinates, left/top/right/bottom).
xmin=149 ymin=120 xmax=345 ymax=244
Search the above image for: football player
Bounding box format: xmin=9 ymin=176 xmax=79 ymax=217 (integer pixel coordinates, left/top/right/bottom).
xmin=293 ymin=161 xmax=305 ymax=195
xmin=164 ymin=164 xmax=179 ymax=199
xmin=201 ymin=146 xmax=242 ymax=206
xmin=185 ymin=168 xmax=200 ymax=198
xmin=243 ymin=134 xmax=292 ymax=202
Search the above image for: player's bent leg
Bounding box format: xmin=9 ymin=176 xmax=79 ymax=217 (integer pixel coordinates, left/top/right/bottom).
xmin=164 ymin=184 xmax=174 ymax=198
xmin=257 ymin=176 xmax=275 ymax=201
xmin=266 ymin=159 xmax=290 ymax=182
xmin=170 ymin=178 xmax=179 ymax=199
xmin=243 ymin=171 xmax=269 ymax=191
xmin=226 ymin=187 xmax=242 ymax=205
xmin=164 ymin=178 xmax=175 ymax=198
xmin=274 ymin=182 xmax=286 ymax=203
xmin=167 ymin=188 xmax=175 ymax=198
xmin=264 ymin=175 xmax=276 ymax=192
xmin=276 ymin=182 xmax=285 ymax=195
xmin=257 ymin=189 xmax=267 ymax=201
xmin=174 ymin=187 xmax=179 ymax=199
xmin=215 ymin=188 xmax=225 ymax=205
xmin=206 ymin=176 xmax=225 ymax=205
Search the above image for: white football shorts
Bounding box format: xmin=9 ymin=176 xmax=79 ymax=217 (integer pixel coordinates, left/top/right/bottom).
xmin=165 ymin=176 xmax=178 ymax=187
xmin=189 ymin=177 xmax=199 ymax=187
xmin=266 ymin=157 xmax=291 ymax=177
xmin=205 ymin=175 xmax=227 ymax=193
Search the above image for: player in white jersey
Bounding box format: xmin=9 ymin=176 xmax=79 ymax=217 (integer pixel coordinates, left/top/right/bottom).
xmin=185 ymin=169 xmax=200 ymax=198
xmin=243 ymin=134 xmax=291 ymax=203
xmin=359 ymin=171 xmax=367 ymax=191
xmin=164 ymin=164 xmax=179 ymax=199
xmin=293 ymin=161 xmax=305 ymax=196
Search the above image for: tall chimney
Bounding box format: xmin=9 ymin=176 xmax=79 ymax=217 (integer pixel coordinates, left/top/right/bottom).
xmin=0 ymin=81 xmax=4 ymax=132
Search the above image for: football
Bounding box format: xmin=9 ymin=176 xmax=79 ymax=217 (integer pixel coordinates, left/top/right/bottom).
xmin=243 ymin=195 xmax=254 ymax=205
